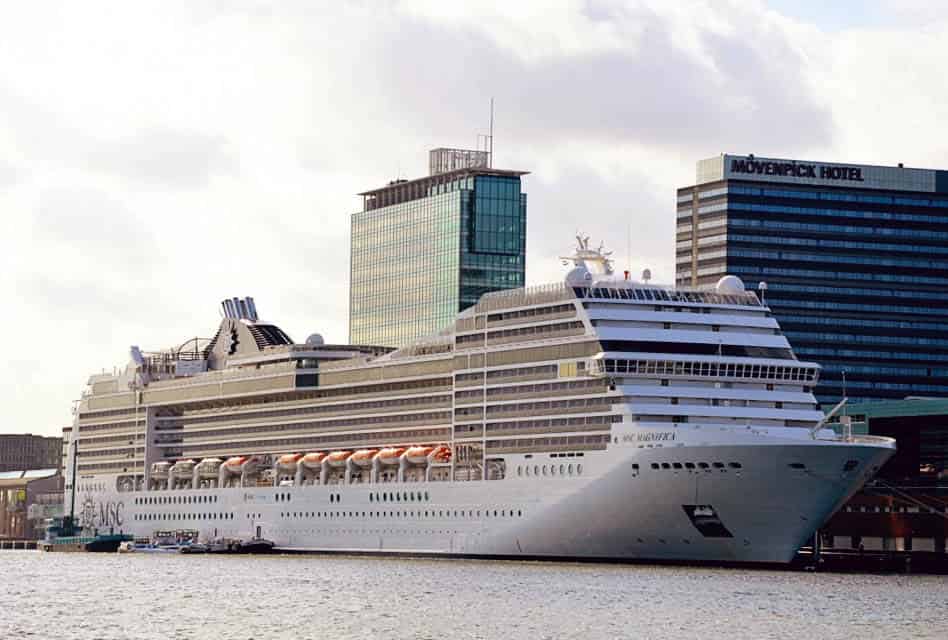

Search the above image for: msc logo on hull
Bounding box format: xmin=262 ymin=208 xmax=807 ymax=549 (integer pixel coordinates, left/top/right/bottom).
xmin=79 ymin=496 xmax=125 ymax=529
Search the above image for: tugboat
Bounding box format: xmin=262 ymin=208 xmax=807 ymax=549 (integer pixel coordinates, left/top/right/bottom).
xmin=38 ymin=516 xmax=131 ymax=553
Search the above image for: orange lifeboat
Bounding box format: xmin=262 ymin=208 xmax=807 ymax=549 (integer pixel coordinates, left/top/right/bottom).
xmin=404 ymin=446 xmax=434 ymax=464
xmin=300 ymin=452 xmax=327 ymax=469
xmin=349 ymin=449 xmax=378 ymax=467
xmin=430 ymin=445 xmax=452 ymax=463
xmin=375 ymin=447 xmax=406 ymax=465
xmin=224 ymin=456 xmax=247 ymax=469
xmin=276 ymin=453 xmax=302 ymax=471
xmin=326 ymin=451 xmax=352 ymax=467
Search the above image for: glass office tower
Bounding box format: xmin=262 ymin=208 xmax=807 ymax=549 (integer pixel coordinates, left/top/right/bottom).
xmin=350 ymin=149 xmax=527 ymax=347
xmin=677 ymin=154 xmax=948 ymax=404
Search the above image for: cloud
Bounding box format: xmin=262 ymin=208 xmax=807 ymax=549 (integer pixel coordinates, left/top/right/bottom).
xmin=0 ymin=159 xmax=21 ymax=188
xmin=29 ymin=186 xmax=159 ymax=277
xmin=87 ymin=127 xmax=238 ymax=189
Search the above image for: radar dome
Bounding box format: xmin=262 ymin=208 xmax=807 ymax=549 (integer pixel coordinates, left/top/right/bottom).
xmin=305 ymin=333 xmax=325 ymax=346
xmin=565 ymin=264 xmax=593 ymax=287
xmin=715 ymin=275 xmax=745 ymax=294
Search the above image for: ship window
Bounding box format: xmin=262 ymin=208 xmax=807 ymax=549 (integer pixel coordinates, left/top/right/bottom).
xmin=672 ymin=463 xmax=683 ymax=470
xmin=651 ymin=463 xmax=659 ymax=469
xmin=517 ymin=466 xmax=522 ymax=476
xmin=661 ymin=463 xmax=671 ymax=469
xmin=698 ymin=462 xmax=709 ymax=469
xmin=425 ymin=492 xmax=430 ymax=501
xmin=577 ymin=464 xmax=583 ymax=475
xmin=560 ymin=464 xmax=565 ymax=475
xmin=713 ymin=462 xmax=724 ymax=469
xmin=542 ymin=466 xmax=548 ymax=476
xmin=534 ymin=466 xmax=540 ymax=475
xmin=685 ymin=462 xmax=695 ymax=469
xmin=568 ymin=464 xmax=574 ymax=475
xmin=789 ymin=463 xmax=806 ymax=470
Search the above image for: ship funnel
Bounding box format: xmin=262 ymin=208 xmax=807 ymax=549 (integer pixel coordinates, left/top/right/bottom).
xmin=220 ymin=297 xmax=259 ymax=321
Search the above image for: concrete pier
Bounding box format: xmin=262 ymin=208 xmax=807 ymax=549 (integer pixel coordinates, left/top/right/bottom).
xmin=0 ymin=539 xmax=37 ymax=550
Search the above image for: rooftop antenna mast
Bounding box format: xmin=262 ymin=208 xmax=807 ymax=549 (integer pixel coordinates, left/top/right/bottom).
xmin=489 ymin=97 xmax=494 ymax=168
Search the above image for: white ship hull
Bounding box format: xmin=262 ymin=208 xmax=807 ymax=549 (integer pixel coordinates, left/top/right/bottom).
xmin=77 ymin=426 xmax=894 ymax=564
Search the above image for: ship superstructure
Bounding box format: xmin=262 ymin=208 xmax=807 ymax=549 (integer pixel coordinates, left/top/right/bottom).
xmin=67 ymin=240 xmax=895 ymax=562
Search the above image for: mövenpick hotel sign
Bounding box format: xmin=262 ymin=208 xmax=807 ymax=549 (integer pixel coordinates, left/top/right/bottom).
xmin=729 ymin=158 xmax=864 ymax=182
xmin=696 ymin=154 xmax=937 ymax=192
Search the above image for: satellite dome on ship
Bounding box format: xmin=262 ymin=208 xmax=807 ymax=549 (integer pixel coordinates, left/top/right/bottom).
xmin=715 ymin=275 xmax=746 ymax=295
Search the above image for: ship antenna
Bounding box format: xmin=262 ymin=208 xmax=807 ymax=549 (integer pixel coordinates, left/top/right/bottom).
xmin=627 ymin=222 xmax=631 ymax=278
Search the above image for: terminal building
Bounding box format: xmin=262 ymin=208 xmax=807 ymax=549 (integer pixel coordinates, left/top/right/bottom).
xmin=350 ymin=148 xmax=527 ymax=347
xmin=822 ymin=398 xmax=948 ymax=554
xmin=677 ymin=154 xmax=948 ymax=403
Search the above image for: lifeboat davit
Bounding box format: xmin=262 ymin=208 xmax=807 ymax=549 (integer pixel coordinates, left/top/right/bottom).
xmin=404 ymin=446 xmax=434 ymax=464
xmin=325 ymin=451 xmax=352 ymax=467
xmin=375 ymin=447 xmax=405 ymax=465
xmin=300 ymin=452 xmax=327 ymax=469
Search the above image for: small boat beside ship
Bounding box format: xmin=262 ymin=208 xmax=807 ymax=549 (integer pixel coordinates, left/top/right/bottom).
xmin=38 ymin=516 xmax=132 ymax=553
xmin=116 ymin=529 xmax=274 ymax=554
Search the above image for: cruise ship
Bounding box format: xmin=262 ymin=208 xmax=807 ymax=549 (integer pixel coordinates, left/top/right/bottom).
xmin=66 ymin=238 xmax=896 ymax=563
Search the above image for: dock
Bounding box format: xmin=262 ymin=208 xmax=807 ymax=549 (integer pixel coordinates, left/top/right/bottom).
xmin=0 ymin=539 xmax=37 ymax=550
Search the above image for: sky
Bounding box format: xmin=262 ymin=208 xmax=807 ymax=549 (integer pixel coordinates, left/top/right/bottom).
xmin=2 ymin=0 xmax=946 ymax=437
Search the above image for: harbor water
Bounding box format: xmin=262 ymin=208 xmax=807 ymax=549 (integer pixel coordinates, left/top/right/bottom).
xmin=2 ymin=551 xmax=946 ymax=639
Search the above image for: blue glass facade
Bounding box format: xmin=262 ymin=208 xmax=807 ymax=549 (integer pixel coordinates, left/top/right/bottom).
xmin=351 ymin=170 xmax=526 ymax=347
xmin=677 ymin=156 xmax=948 ymax=404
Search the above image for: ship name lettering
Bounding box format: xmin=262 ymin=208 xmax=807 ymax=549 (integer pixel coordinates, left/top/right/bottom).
xmin=630 ymin=432 xmax=676 ymax=442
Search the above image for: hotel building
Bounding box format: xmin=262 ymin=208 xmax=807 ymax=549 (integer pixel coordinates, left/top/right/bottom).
xmin=677 ymin=154 xmax=948 ymax=403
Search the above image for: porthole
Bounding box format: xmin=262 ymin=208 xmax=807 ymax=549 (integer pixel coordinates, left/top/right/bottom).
xmin=559 ymin=464 xmax=565 ymax=475
xmin=518 ymin=466 xmax=523 ymax=476
xmin=534 ymin=465 xmax=539 ymax=475
xmin=542 ymin=466 xmax=548 ymax=476
xmin=728 ymin=462 xmax=742 ymax=469
xmin=525 ymin=466 xmax=531 ymax=476
xmin=577 ymin=464 xmax=583 ymax=475
xmin=661 ymin=463 xmax=671 ymax=470
xmin=672 ymin=463 xmax=683 ymax=470
xmin=568 ymin=464 xmax=574 ymax=475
